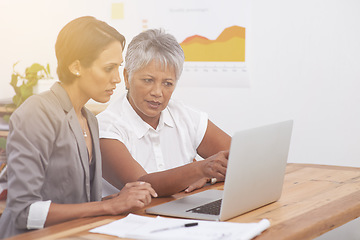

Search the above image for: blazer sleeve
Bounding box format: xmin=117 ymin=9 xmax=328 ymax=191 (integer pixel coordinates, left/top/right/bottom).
xmin=6 ymin=95 xmax=57 ymax=229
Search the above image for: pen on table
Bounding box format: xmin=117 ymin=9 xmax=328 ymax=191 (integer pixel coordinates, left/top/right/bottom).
xmin=150 ymin=222 xmax=198 ymax=233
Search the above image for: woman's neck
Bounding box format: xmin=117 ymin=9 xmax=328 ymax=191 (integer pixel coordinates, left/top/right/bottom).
xmin=126 ymin=94 xmax=160 ymax=129
xmin=61 ymin=82 xmax=89 ymax=116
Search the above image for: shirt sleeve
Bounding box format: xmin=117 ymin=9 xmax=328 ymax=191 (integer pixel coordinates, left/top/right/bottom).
xmin=168 ymin=99 xmax=209 ymax=149
xmin=27 ymin=200 xmax=51 ymax=229
xmin=97 ymin=110 xmax=128 ymax=145
xmin=194 ymin=111 xmax=209 ymax=148
xmin=180 ymin=102 xmax=208 ymax=149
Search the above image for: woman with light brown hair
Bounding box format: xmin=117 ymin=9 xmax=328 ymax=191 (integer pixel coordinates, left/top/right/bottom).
xmin=0 ymin=16 xmax=156 ymax=239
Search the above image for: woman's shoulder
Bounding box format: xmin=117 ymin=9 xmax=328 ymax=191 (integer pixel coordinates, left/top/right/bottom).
xmin=97 ymin=95 xmax=132 ymax=135
xmin=8 ymin=92 xmax=63 ymax=143
xmin=101 ymin=93 xmax=126 ymax=113
xmin=13 ymin=92 xmax=57 ymax=116
xmin=97 ymin=94 xmax=129 ymax=125
xmin=166 ymin=98 xmax=208 ymax=131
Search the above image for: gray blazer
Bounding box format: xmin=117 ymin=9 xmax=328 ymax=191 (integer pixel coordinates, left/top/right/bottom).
xmin=0 ymin=83 xmax=102 ymax=238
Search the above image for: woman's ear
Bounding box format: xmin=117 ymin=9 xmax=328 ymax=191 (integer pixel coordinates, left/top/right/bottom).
xmin=123 ymin=68 xmax=130 ymax=90
xmin=68 ymin=60 xmax=81 ymax=77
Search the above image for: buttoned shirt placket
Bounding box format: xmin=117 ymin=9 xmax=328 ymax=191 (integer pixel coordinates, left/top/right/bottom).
xmin=149 ymin=129 xmax=166 ymax=171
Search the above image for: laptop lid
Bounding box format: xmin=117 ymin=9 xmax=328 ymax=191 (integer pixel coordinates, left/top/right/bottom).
xmin=146 ymin=120 xmax=293 ymax=221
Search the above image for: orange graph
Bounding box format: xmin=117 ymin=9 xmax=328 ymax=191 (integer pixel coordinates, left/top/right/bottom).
xmin=180 ymin=26 xmax=245 ymax=62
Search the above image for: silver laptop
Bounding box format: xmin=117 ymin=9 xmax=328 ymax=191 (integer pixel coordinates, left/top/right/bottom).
xmin=146 ymin=120 xmax=293 ymax=221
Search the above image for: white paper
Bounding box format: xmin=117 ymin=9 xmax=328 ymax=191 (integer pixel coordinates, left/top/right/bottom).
xmin=89 ymin=214 xmax=154 ymax=238
xmin=90 ymin=214 xmax=270 ymax=240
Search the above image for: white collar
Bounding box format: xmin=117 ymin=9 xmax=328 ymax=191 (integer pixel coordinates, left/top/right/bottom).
xmin=122 ymin=95 xmax=175 ymax=139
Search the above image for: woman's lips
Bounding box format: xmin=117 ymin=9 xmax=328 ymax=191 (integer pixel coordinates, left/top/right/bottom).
xmin=106 ymin=89 xmax=115 ymax=95
xmin=147 ymin=100 xmax=161 ymax=109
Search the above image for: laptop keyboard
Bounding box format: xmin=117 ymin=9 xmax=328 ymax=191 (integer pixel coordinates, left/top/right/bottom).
xmin=186 ymin=199 xmax=222 ymax=215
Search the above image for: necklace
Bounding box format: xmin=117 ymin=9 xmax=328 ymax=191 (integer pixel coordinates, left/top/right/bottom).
xmin=81 ymin=116 xmax=88 ymax=138
xmin=83 ymin=128 xmax=88 ymax=138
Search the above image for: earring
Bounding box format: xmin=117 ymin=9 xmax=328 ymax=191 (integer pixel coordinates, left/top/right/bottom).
xmin=76 ymin=72 xmax=80 ymax=76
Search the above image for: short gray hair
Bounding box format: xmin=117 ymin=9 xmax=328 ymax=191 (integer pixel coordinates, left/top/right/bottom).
xmin=125 ymin=29 xmax=184 ymax=81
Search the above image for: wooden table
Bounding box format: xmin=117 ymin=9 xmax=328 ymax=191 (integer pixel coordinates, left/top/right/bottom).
xmin=5 ymin=163 xmax=360 ymax=240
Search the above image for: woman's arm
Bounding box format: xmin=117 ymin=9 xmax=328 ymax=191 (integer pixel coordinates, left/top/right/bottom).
xmin=197 ymin=120 xmax=232 ymax=158
xmin=184 ymin=120 xmax=231 ymax=192
xmin=6 ymin=96 xmax=157 ymax=230
xmin=100 ymin=120 xmax=230 ymax=197
xmin=44 ymin=182 xmax=156 ymax=227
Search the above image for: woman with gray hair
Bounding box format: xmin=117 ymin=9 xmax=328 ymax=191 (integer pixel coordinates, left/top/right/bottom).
xmin=97 ymin=29 xmax=231 ymax=197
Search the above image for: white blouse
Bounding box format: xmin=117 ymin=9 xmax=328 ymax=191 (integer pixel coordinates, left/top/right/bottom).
xmin=97 ymin=94 xmax=208 ymax=195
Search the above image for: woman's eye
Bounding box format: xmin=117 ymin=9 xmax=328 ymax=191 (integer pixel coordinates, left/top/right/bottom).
xmin=105 ymin=67 xmax=113 ymax=72
xmin=164 ymin=81 xmax=174 ymax=87
xmin=143 ymin=78 xmax=152 ymax=83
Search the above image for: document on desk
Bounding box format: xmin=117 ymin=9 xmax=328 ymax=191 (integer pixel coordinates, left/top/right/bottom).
xmin=90 ymin=214 xmax=270 ymax=240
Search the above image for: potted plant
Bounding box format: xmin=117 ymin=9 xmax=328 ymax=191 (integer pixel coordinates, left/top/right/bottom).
xmin=2 ymin=61 xmax=53 ymax=123
xmin=10 ymin=62 xmax=52 ymax=108
xmin=0 ymin=62 xmax=53 ymax=160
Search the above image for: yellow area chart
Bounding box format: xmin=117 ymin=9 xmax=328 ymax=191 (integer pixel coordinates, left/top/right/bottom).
xmin=180 ymin=26 xmax=245 ymax=62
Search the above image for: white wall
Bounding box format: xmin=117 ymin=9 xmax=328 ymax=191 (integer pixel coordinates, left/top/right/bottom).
xmin=176 ymin=0 xmax=360 ymax=168
xmin=0 ymin=0 xmax=108 ymax=99
xmin=1 ymin=0 xmax=360 ymax=167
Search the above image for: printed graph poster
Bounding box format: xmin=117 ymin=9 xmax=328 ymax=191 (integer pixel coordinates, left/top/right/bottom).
xmin=109 ymin=0 xmax=251 ymax=88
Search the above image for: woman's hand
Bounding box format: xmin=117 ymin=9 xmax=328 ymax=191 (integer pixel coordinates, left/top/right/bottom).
xmin=201 ymin=150 xmax=229 ymax=182
xmin=185 ymin=177 xmax=208 ymax=193
xmin=103 ymin=181 xmax=157 ymax=215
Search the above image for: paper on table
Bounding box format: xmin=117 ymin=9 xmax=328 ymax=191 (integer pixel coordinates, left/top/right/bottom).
xmin=90 ymin=214 xmax=270 ymax=240
xmin=89 ymin=214 xmax=154 ymax=238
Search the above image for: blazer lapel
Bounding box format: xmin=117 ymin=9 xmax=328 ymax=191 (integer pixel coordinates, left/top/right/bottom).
xmin=67 ymin=108 xmax=91 ymax=201
xmin=50 ymin=82 xmax=95 ymax=202
xmin=84 ymin=108 xmax=102 ymax=201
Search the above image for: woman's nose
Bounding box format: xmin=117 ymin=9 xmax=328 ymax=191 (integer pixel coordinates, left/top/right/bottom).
xmin=113 ymin=70 xmax=121 ymax=84
xmin=150 ymin=83 xmax=162 ymax=97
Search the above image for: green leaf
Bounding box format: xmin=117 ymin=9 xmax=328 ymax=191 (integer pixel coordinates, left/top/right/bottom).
xmin=10 ymin=61 xmax=52 ymax=108
xmin=20 ymin=85 xmax=33 ymax=100
xmin=26 ymin=78 xmax=38 ymax=88
xmin=12 ymin=94 xmax=22 ymax=108
xmin=26 ymin=63 xmax=45 ymax=75
xmin=0 ymin=137 xmax=6 ymax=150
xmin=12 ymin=61 xmax=19 ymax=69
xmin=25 ymin=72 xmax=37 ymax=82
xmin=10 ymin=74 xmax=18 ymax=88
xmin=46 ymin=63 xmax=51 ymax=76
